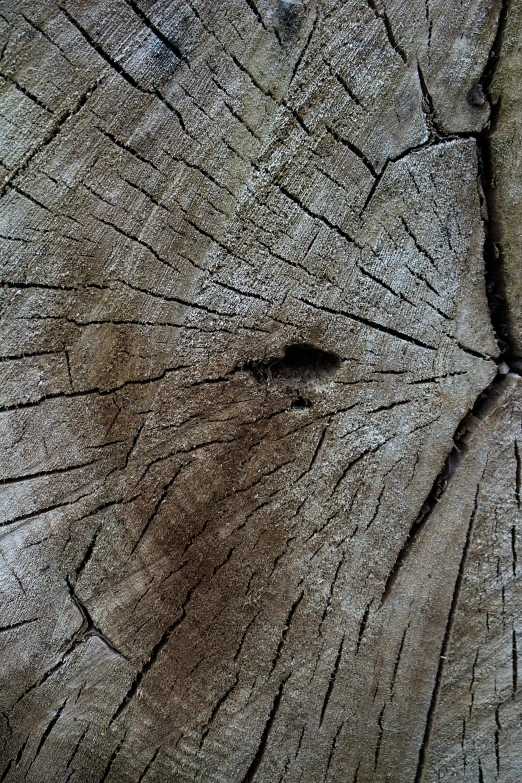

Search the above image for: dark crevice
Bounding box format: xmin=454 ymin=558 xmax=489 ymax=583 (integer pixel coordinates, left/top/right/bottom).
xmin=93 ymin=216 xmax=179 ymax=273
xmin=29 ymin=699 xmax=68 ymax=771
xmin=298 ymin=420 xmax=331 ymax=479
xmin=494 ymin=704 xmax=501 ymax=774
xmin=478 ymin=141 xmax=510 ymax=356
xmin=11 ymin=537 xmax=128 ymax=705
xmin=277 ymin=182 xmax=362 ymax=247
xmin=512 ymin=524 xmax=518 ymax=577
xmin=322 ymin=58 xmax=363 ymax=106
xmin=356 ymin=261 xmax=411 ymax=304
xmin=65 ymin=575 xmax=127 ymax=660
xmin=59 ymin=7 xmax=146 ymax=94
xmin=199 ymin=674 xmax=239 ymax=746
xmin=515 ymin=441 xmax=522 ymax=508
xmin=356 ymin=604 xmax=370 ymax=653
xmin=114 ymin=277 xmax=232 ymax=317
xmin=477 ymin=0 xmax=517 ymax=361
xmin=74 ymin=527 xmax=100 ymax=580
xmin=241 ymin=676 xmax=289 ymax=783
xmin=97 ymin=127 xmax=163 ymax=173
xmin=233 ymin=610 xmax=262 ymax=662
xmin=7 ymin=182 xmax=54 ymax=215
xmin=15 ymin=737 xmax=27 ymax=765
xmin=97 ymin=731 xmax=127 ymax=783
xmin=59 ymin=6 xmax=186 ymax=130
xmin=365 ymin=0 xmax=407 ymax=63
xmin=224 ymin=100 xmax=262 ymax=141
xmin=324 ymin=723 xmax=343 ymax=777
xmin=18 ymin=12 xmax=74 ymax=65
xmin=0 ymin=739 xmax=27 ymax=782
xmin=456 ymin=341 xmax=491 ymax=361
xmin=2 ymin=713 xmax=12 ymax=738
xmin=290 ymin=13 xmax=317 ymax=84
xmin=0 ymin=457 xmax=101 ymax=487
xmin=14 ymin=313 xmax=240 ymax=335
xmin=0 ymin=363 xmax=192 ymax=414
xmin=333 ymin=445 xmax=376 ymax=494
xmin=417 ymin=61 xmax=445 ymax=139
xmin=0 ymin=618 xmax=37 ymax=633
xmin=137 ymin=747 xmax=161 ymax=783
xmin=325 ymin=125 xmax=377 ymax=177
xmin=0 ymin=72 xmax=54 ymax=113
xmin=64 ymin=724 xmax=90 ymax=771
xmin=1 ymin=489 xmax=100 ymax=529
xmin=361 ymin=132 xmax=482 ymax=215
xmin=243 ymin=0 xmax=268 ymax=31
xmin=374 ymin=704 xmax=386 ymax=770
xmin=122 ymin=0 xmax=186 ymax=62
xmin=210 ymin=546 xmax=235 ymax=580
xmin=291 ymin=394 xmax=311 ymax=409
xmin=319 ymin=635 xmax=344 ymax=726
xmin=0 ymin=346 xmax=66 ymax=361
xmin=13 ymin=660 xmax=66 ymax=708
xmin=123 ymin=424 xmax=144 ymax=469
xmin=424 ymin=0 xmax=432 ymax=51
xmin=318 ymin=553 xmax=345 ymax=634
xmin=247 ymin=344 xmax=340 ymax=410
xmin=165 ymin=153 xmax=235 ymax=198
xmin=479 ymin=0 xmax=510 ymax=114
xmin=129 ymin=463 xmax=186 ymax=556
xmin=390 ymin=622 xmax=409 ymax=698
xmin=268 ymin=592 xmax=304 ymax=675
xmin=298 ymin=297 xmax=437 ymax=351
xmin=512 ymin=628 xmax=518 ymax=694
xmin=290 ymin=725 xmax=306 ymax=774
xmin=381 ymin=417 xmax=469 ymax=603
xmin=193 ymin=14 xmax=311 ymax=134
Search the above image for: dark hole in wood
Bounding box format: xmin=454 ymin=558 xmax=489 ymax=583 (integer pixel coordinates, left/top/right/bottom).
xmin=248 ymin=344 xmax=341 ymax=389
xmin=278 ymin=344 xmax=340 ymax=377
xmin=291 ymin=395 xmax=311 ymax=410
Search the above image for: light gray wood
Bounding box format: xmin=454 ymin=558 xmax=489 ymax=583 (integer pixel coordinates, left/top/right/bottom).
xmin=0 ymin=1 xmax=518 ymax=782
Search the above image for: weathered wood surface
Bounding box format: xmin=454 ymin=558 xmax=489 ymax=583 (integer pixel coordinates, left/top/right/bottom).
xmin=0 ymin=1 xmax=519 ymax=782
xmin=422 ymin=375 xmax=522 ymax=782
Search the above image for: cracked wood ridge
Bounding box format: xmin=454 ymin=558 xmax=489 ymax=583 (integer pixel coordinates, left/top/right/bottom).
xmin=0 ymin=1 xmax=520 ymax=782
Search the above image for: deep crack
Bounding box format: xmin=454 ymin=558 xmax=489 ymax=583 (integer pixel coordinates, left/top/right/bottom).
xmin=477 ymin=0 xmax=516 ymax=361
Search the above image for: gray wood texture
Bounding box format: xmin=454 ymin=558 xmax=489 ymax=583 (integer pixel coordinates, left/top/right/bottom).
xmin=0 ymin=1 xmax=519 ymax=781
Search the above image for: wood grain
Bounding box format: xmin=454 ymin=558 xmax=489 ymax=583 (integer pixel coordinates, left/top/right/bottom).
xmin=0 ymin=1 xmax=518 ymax=781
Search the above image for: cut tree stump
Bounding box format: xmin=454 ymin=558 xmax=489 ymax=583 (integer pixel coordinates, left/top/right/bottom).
xmin=0 ymin=1 xmax=519 ymax=782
